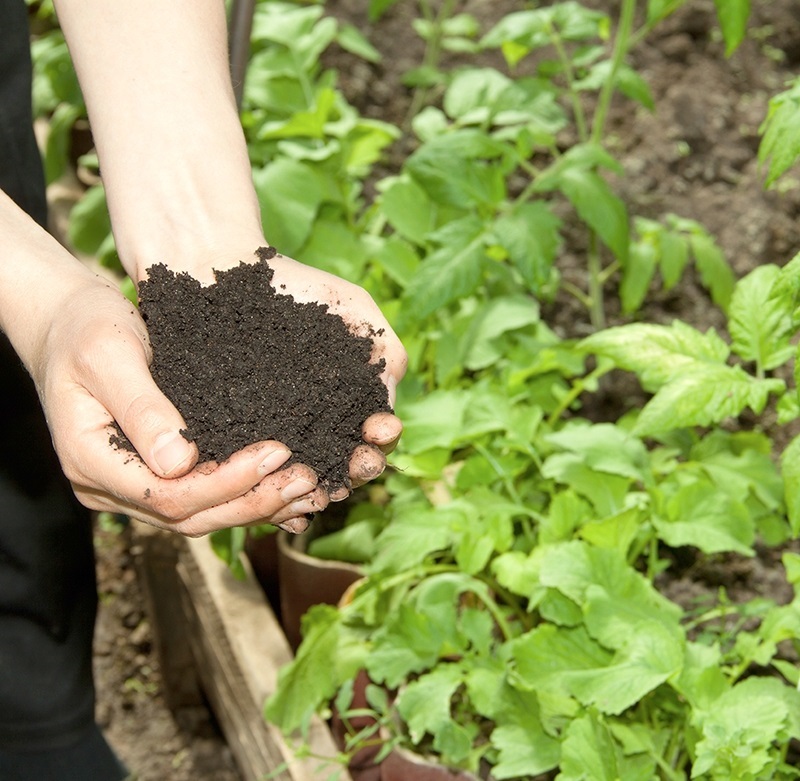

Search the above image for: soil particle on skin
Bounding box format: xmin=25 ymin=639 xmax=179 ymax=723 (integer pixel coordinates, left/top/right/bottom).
xmin=132 ymin=248 xmax=391 ymax=491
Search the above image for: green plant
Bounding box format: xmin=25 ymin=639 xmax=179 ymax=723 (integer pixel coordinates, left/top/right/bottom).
xmin=267 ymin=257 xmax=800 ymax=778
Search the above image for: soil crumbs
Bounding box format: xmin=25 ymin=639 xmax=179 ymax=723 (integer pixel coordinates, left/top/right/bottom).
xmin=137 ymin=248 xmax=390 ymax=492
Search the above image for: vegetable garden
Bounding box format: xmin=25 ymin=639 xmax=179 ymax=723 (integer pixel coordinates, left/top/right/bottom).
xmin=30 ymin=0 xmax=800 ymax=778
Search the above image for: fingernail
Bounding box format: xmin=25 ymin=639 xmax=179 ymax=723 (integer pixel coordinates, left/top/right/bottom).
xmin=153 ymin=432 xmax=192 ymax=475
xmin=280 ymin=477 xmax=317 ymax=502
xmin=277 ymin=516 xmax=312 ymax=534
xmin=257 ymin=447 xmax=291 ymax=475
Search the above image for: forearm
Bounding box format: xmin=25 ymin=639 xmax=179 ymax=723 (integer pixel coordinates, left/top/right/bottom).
xmin=53 ymin=0 xmax=264 ymax=282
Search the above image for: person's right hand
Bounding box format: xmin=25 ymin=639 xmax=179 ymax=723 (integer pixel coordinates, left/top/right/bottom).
xmin=29 ymin=273 xmax=327 ymax=536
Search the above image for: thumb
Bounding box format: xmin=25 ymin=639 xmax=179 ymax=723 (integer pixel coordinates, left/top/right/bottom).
xmin=95 ymin=350 xmax=198 ymax=478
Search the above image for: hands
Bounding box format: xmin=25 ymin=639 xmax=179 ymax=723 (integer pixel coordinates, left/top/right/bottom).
xmin=26 ymin=251 xmax=404 ymax=537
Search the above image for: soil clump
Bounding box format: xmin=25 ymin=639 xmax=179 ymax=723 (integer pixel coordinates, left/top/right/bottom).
xmin=135 ymin=247 xmax=390 ymax=491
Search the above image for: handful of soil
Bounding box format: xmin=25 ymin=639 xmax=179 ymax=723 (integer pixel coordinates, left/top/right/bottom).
xmin=132 ymin=247 xmax=391 ymax=492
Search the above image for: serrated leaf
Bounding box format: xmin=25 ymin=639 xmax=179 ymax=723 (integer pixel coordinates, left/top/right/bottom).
xmin=729 ymin=265 xmax=794 ymax=370
xmin=544 ymin=422 xmax=650 ymax=482
xmin=403 ymin=217 xmax=488 ymax=317
xmin=760 ymin=78 xmax=800 ymax=187
xmin=633 ymin=365 xmax=784 ymax=436
xmin=462 ymin=295 xmax=540 ymax=370
xmin=395 ymin=665 xmax=463 ymax=744
xmin=580 ymin=320 xmax=729 ymax=393
xmin=405 ymin=129 xmax=507 ymax=209
xmin=513 ymin=623 xmax=681 ymax=715
xmin=655 ymin=479 xmax=755 ymax=555
xmin=493 ymin=201 xmax=562 ymax=293
xmin=692 ymin=677 xmax=798 ymax=778
xmin=368 ymin=509 xmax=455 ymax=574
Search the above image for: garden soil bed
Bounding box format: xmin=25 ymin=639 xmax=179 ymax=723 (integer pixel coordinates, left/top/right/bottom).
xmin=89 ymin=0 xmax=800 ymax=777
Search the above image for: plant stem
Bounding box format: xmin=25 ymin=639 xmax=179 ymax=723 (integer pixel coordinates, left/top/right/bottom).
xmin=586 ymin=232 xmax=606 ymax=330
xmin=404 ymin=0 xmax=458 ymax=127
xmin=590 ymin=0 xmax=637 ymax=145
xmin=550 ymin=22 xmax=588 ymax=143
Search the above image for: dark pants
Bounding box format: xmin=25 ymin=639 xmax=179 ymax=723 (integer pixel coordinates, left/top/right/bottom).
xmin=0 ymin=2 xmax=126 ymax=778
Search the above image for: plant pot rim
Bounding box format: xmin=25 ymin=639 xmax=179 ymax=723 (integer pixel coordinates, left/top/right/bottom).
xmin=276 ymin=529 xmax=364 ymax=574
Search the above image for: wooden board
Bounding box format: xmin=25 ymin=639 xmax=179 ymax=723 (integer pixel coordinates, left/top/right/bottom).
xmin=133 ymin=525 xmax=351 ymax=781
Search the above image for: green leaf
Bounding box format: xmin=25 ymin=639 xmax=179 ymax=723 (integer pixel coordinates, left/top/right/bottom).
xmin=713 ymin=0 xmax=751 ymax=56
xmin=655 ymin=478 xmax=755 ymax=555
xmin=781 ymin=435 xmax=800 ymax=536
xmin=367 ymin=0 xmax=401 ymax=22
xmin=253 ymin=158 xmax=324 ymax=256
xmin=692 ymin=677 xmax=799 ymax=778
xmin=378 ymin=176 xmax=435 ymax=245
xmin=729 ymin=265 xmax=794 ymax=371
xmin=690 ymin=230 xmax=735 ymax=312
xmin=336 ymin=24 xmax=381 ymax=63
xmin=544 ymin=422 xmax=650 ymax=482
xmin=647 ymin=0 xmax=687 ymax=24
xmin=542 ymin=454 xmax=632 ymax=517
xmin=368 ymin=509 xmax=455 ymax=574
xmin=68 ymin=185 xmax=111 ymax=255
xmin=208 ymin=528 xmax=247 ymax=580
xmin=658 ymin=227 xmax=690 ymax=289
xmin=466 ymin=666 xmax=560 ymax=777
xmin=633 ymin=364 xmax=784 ymax=436
xmin=580 ymin=320 xmax=730 ymax=393
xmin=44 ymin=103 xmax=82 ymax=184
xmin=759 ymin=78 xmax=800 ymax=187
xmin=462 ymin=296 xmax=540 ymax=371
xmin=621 ymin=240 xmax=657 ymax=314
xmin=373 ymin=236 xmax=420 ymax=289
xmin=443 ymin=67 xmax=512 ymax=121
xmin=405 ymin=129 xmax=507 ymax=209
xmin=265 ymin=605 xmax=364 ymax=732
xmin=403 ymin=217 xmax=488 ymax=317
xmin=558 ymin=167 xmax=629 ymax=263
xmin=538 ymin=542 xmax=683 ymax=639
xmin=513 ymin=623 xmax=681 ymax=715
xmin=395 ymin=388 xmax=471 ymax=454
xmin=492 ymin=201 xmax=562 ymax=293
xmin=575 ymin=61 xmax=655 ymax=110
xmin=395 ymin=665 xmax=463 ymax=744
xmin=557 ymin=713 xmax=621 ymax=781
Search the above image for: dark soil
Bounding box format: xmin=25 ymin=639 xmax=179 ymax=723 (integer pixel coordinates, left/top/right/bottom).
xmin=136 ymin=247 xmax=390 ymax=491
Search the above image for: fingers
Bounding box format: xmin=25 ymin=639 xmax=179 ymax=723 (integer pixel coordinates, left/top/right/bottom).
xmin=362 ymin=411 xmax=402 ymax=454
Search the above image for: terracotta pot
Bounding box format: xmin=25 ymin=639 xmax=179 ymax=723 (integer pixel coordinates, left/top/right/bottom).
xmin=244 ymin=531 xmax=281 ymax=616
xmin=276 ymin=530 xmax=363 ymax=651
xmin=381 ymin=745 xmax=481 ymax=781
